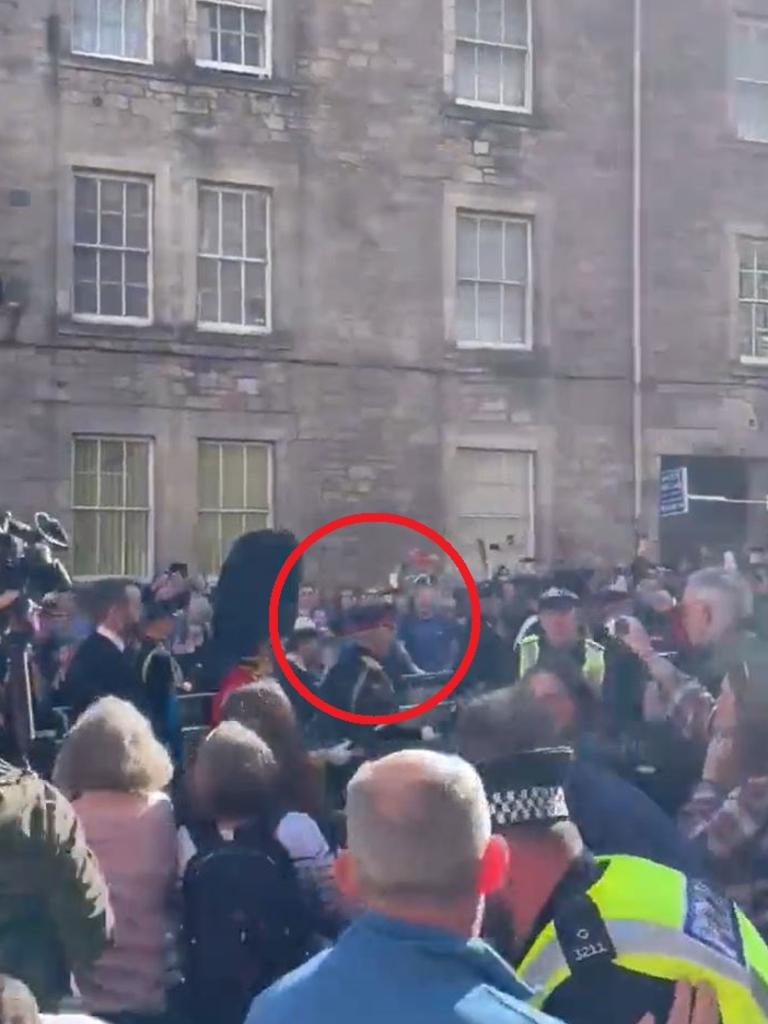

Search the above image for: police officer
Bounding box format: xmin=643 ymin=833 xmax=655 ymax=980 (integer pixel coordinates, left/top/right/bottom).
xmin=478 ymin=748 xmax=768 ymax=1024
xmin=515 ymin=588 xmax=605 ymax=691
xmin=322 ymin=602 xmax=399 ymax=739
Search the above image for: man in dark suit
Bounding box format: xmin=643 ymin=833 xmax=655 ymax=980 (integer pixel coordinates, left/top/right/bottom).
xmin=63 ymin=579 xmax=144 ymax=721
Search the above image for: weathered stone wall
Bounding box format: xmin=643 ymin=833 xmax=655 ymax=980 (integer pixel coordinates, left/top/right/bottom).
xmin=3 ymin=0 xmax=766 ymax=579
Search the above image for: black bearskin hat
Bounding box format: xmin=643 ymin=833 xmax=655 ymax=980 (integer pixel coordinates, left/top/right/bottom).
xmin=207 ymin=529 xmax=301 ymax=685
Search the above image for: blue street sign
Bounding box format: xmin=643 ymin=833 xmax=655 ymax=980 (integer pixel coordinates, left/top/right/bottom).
xmin=660 ymin=466 xmax=689 ymax=518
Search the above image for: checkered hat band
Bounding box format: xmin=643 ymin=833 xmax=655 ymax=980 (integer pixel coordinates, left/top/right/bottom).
xmin=488 ymin=785 xmax=569 ymax=827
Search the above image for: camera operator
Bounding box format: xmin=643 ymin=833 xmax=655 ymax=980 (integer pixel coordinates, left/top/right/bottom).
xmin=63 ymin=579 xmax=144 ymax=723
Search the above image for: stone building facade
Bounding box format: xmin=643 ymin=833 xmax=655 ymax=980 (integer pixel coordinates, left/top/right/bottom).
xmin=1 ymin=0 xmax=768 ymax=583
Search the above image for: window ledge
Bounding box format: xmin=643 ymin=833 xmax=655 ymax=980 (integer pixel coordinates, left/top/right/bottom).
xmin=739 ymin=356 xmax=768 ymax=367
xmin=443 ymin=100 xmax=544 ymax=130
xmin=59 ymin=55 xmax=293 ymax=97
xmin=56 ymin=317 xmax=294 ymax=354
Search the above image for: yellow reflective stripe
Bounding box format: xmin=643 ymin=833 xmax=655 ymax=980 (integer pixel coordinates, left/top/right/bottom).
xmin=518 ymin=920 xmax=763 ymax=1021
xmin=518 ymin=637 xmax=539 ymax=675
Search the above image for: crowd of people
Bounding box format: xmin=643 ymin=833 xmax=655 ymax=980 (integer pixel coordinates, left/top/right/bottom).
xmin=3 ymin=529 xmax=768 ymax=1022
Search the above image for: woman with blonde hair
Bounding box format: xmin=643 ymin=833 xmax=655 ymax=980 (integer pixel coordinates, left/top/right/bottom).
xmin=53 ymin=697 xmax=177 ymax=1024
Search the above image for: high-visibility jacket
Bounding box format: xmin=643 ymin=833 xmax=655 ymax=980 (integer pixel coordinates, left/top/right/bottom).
xmin=516 ymin=634 xmax=606 ymax=691
xmin=517 ymin=854 xmax=768 ymax=1023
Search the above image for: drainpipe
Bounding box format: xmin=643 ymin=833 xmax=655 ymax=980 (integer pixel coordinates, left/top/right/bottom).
xmin=632 ymin=0 xmax=644 ymax=533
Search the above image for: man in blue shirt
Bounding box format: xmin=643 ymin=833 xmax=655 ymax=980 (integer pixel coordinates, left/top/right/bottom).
xmin=246 ymin=749 xmax=557 ymax=1024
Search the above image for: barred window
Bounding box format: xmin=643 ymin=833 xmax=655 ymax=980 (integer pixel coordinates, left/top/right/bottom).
xmin=72 ymin=0 xmax=151 ymax=62
xmin=455 ymin=0 xmax=531 ymax=110
xmin=198 ymin=185 xmax=270 ymax=332
xmin=456 ymin=212 xmax=531 ymax=348
xmin=197 ymin=441 xmax=272 ymax=575
xmin=739 ymin=237 xmax=768 ymax=359
xmin=72 ymin=437 xmax=152 ymax=577
xmin=197 ymin=0 xmax=271 ymax=75
xmin=73 ymin=173 xmax=151 ymax=322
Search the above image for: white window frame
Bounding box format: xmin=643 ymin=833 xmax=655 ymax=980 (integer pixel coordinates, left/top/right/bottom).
xmin=197 ymin=184 xmax=272 ymax=335
xmin=453 ymin=0 xmax=533 ymax=113
xmin=456 ymin=211 xmax=533 ymax=351
xmin=71 ymin=0 xmax=154 ymax=64
xmin=72 ymin=170 xmax=154 ymax=327
xmin=71 ymin=435 xmax=155 ymax=580
xmin=196 ymin=440 xmax=274 ymax=575
xmin=455 ymin=447 xmax=536 ymax=560
xmin=195 ymin=0 xmax=273 ymax=77
xmin=738 ymin=235 xmax=768 ymax=363
xmin=734 ymin=15 xmax=768 ymax=143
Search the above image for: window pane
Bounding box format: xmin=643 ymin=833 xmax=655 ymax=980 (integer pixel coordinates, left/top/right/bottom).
xmin=100 ymin=440 xmax=124 ymax=505
xmin=197 ymin=513 xmax=220 ymax=576
xmin=125 ymin=286 xmax=148 ymax=318
xmin=245 ymin=192 xmax=268 ymax=259
xmin=73 ymin=0 xmax=98 ymax=53
xmin=244 ymin=23 xmax=265 ymax=67
xmin=221 ymin=514 xmax=244 ymax=560
xmin=245 ymin=263 xmax=266 ymax=326
xmin=503 ymin=284 xmax=525 ymax=344
xmin=456 ymin=0 xmax=478 ymax=38
xmin=100 ymin=0 xmax=123 ymax=55
xmin=457 ymin=216 xmax=478 ymax=279
xmin=221 ymin=193 xmax=244 ymax=256
xmin=221 ymin=7 xmax=242 ymax=31
xmin=457 ymin=282 xmax=477 ymax=342
xmin=478 ymin=283 xmax=502 ymax=343
xmin=125 ymin=442 xmax=149 ymax=506
xmin=74 ymin=283 xmax=98 ymax=315
xmin=245 ymin=446 xmax=269 ymax=507
xmin=222 ymin=444 xmax=246 ymax=508
xmin=73 ymin=459 xmax=98 ymax=505
xmin=741 ymin=304 xmax=756 ymax=356
xmin=75 ymin=206 xmax=98 ymax=245
xmin=478 ymin=219 xmax=503 ymax=280
xmin=125 ymin=0 xmax=148 ymax=59
xmin=100 ymin=283 xmax=123 ymax=317
xmin=221 ymin=261 xmax=243 ymax=323
xmin=504 ymin=222 xmax=527 ymax=281
xmin=221 ymin=31 xmax=243 ymax=64
xmin=125 ymin=512 xmax=148 ymax=576
xmin=245 ymin=512 xmax=269 ymax=532
xmin=100 ymin=249 xmax=123 ymax=285
xmin=199 ymin=190 xmax=220 ymax=254
xmin=101 ymin=179 xmax=124 ymax=213
xmin=455 ymin=42 xmax=477 ymax=100
xmin=74 ymin=247 xmax=98 ymax=286
xmin=740 ymin=269 xmax=756 ymax=300
xmin=98 ymin=511 xmax=123 ymax=574
xmin=198 ymin=443 xmax=221 ymax=508
xmin=74 ymin=438 xmax=98 ymax=476
xmin=736 ymin=81 xmax=768 ymax=141
xmin=502 ymin=48 xmax=526 ymax=107
xmin=479 ymin=0 xmax=503 ymax=43
xmin=125 ymin=251 xmax=147 ymax=286
xmin=126 ymin=208 xmax=149 ymax=249
xmin=101 ymin=213 xmax=124 ymax=247
xmin=73 ymin=511 xmax=99 ymax=575
xmin=477 ymin=44 xmax=501 ymax=105
xmin=198 ymin=258 xmax=220 ymax=322
xmin=503 ymin=0 xmax=527 ymax=45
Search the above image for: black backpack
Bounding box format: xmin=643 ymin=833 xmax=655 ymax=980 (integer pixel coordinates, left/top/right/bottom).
xmin=181 ymin=822 xmax=314 ymax=1024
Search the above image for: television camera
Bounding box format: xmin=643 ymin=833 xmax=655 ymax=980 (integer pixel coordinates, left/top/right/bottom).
xmin=0 ymin=511 xmax=72 ymax=764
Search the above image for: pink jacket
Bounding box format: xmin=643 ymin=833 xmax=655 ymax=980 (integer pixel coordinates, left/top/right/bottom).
xmin=72 ymin=791 xmax=177 ymax=1016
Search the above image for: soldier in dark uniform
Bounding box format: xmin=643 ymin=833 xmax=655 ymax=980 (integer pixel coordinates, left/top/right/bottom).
xmin=322 ymin=602 xmax=399 ymax=740
xmin=136 ymin=598 xmax=184 ymax=765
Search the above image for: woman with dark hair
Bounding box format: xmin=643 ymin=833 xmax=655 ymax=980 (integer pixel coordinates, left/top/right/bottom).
xmin=679 ymin=656 xmax=768 ymax=937
xmin=220 ymin=683 xmax=343 ymax=925
xmin=207 ymin=530 xmax=301 ymax=723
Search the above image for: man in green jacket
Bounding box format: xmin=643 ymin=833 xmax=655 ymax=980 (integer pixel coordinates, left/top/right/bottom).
xmin=0 ymin=758 xmax=112 ymax=1010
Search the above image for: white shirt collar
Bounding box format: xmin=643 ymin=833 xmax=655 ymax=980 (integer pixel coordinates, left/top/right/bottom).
xmin=97 ymin=624 xmax=125 ymax=653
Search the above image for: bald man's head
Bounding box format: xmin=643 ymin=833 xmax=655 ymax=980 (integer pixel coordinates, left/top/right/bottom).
xmin=345 ymin=750 xmax=492 ymax=905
